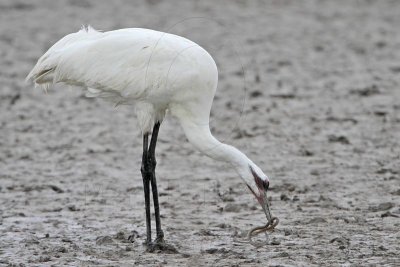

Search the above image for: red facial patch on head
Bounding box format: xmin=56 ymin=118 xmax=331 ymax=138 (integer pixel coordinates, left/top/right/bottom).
xmin=249 ymin=165 xmax=265 ymax=191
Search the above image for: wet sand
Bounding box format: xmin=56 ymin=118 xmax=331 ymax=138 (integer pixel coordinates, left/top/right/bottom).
xmin=0 ymin=0 xmax=399 ymax=266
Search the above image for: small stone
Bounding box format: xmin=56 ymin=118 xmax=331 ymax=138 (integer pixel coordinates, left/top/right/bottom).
xmin=300 ymin=148 xmax=314 ymax=156
xmin=369 ymin=202 xmax=394 ymax=212
xmin=67 ymin=205 xmax=79 ymax=211
xmin=381 ymin=211 xmax=400 ymax=218
xmin=114 ymin=231 xmax=125 ymax=240
xmin=343 ymin=217 xmax=357 ymax=223
xmin=205 ymin=248 xmax=218 ymax=254
xmin=330 ymin=237 xmax=349 ymax=248
xmin=127 ymin=230 xmax=139 ymax=242
xmin=24 ymin=237 xmax=40 ymax=245
xmin=286 ymin=183 xmax=296 ymax=192
xmin=284 ymin=229 xmax=292 ymax=236
xmin=277 ymin=252 xmax=289 ymax=257
xmin=271 ymin=238 xmax=281 ymax=245
xmin=39 ymin=256 xmax=51 ymax=262
xmin=96 ymin=235 xmax=114 ymax=245
xmin=250 ymin=91 xmax=263 ymax=98
xmin=220 ymin=195 xmax=234 ymax=202
xmin=216 ymin=223 xmax=230 ymax=229
xmin=54 ymin=246 xmax=68 ymax=253
xmin=328 ymin=135 xmax=350 ymax=144
xmin=379 ymin=245 xmax=388 ymax=251
xmin=390 ymin=189 xmax=400 ymax=196
xmin=280 ymin=194 xmax=290 ymax=201
xmin=224 ymin=203 xmax=241 ymax=212
xmin=48 ymin=185 xmax=64 ymax=193
xmin=308 ymin=217 xmax=327 ymax=224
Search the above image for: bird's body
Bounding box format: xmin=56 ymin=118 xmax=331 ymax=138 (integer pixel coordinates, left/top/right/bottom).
xmin=27 ymin=27 xmax=217 ymax=133
xmin=27 ymin=26 xmax=275 ymax=251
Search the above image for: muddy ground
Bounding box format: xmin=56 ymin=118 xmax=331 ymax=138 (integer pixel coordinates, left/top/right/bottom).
xmin=0 ymin=0 xmax=399 ymax=266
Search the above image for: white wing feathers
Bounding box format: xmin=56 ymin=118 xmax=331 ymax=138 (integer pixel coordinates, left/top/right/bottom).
xmin=26 ymin=27 xmax=161 ymax=101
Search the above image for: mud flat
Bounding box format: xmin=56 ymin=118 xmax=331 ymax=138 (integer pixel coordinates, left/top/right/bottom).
xmin=0 ymin=0 xmax=399 ymax=266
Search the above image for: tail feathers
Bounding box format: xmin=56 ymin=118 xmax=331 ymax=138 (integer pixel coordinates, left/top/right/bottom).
xmin=26 ymin=52 xmax=59 ymax=92
xmin=26 ymin=25 xmax=100 ymax=91
xmin=26 ymin=68 xmax=55 ymax=93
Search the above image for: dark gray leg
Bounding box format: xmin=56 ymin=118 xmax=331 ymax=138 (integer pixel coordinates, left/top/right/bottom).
xmin=147 ymin=122 xmax=177 ymax=253
xmin=141 ymin=133 xmax=152 ymax=245
xmin=130 ymin=122 xmax=177 ymax=252
xmin=148 ymin=122 xmax=164 ymax=242
xmin=129 ymin=133 xmax=152 ymax=245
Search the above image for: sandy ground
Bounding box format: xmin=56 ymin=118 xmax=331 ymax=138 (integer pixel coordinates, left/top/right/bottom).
xmin=1 ymin=0 xmax=400 ymax=266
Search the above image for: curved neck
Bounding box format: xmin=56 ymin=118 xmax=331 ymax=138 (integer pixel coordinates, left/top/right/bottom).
xmin=178 ymin=118 xmax=252 ymax=176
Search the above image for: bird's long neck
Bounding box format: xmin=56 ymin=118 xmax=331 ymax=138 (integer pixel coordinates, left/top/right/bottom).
xmin=179 ymin=118 xmax=253 ymax=176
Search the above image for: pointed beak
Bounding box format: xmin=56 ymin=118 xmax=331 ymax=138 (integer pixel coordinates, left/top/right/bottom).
xmin=261 ymin=193 xmax=272 ymax=223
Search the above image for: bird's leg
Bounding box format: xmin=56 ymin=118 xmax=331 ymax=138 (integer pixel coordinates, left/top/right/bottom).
xmin=140 ymin=133 xmax=152 ymax=245
xmin=146 ymin=122 xmax=178 ymax=253
xmin=148 ymin=122 xmax=164 ymax=243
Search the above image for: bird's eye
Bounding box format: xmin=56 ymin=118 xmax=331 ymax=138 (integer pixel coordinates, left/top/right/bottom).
xmin=263 ymin=180 xmax=270 ymax=190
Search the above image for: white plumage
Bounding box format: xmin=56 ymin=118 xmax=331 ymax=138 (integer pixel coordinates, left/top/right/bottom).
xmin=27 ymin=26 xmax=273 ymax=249
xmin=27 ymin=26 xmax=216 ymax=131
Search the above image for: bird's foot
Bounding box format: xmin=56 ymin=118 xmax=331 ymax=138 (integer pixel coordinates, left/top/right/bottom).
xmin=146 ymin=238 xmax=178 ymax=253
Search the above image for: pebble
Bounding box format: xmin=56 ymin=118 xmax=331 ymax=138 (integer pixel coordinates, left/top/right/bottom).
xmin=379 ymin=245 xmax=388 ymax=251
xmin=38 ymin=256 xmax=51 ymax=262
xmin=48 ymin=185 xmax=64 ymax=193
xmin=205 ymin=248 xmax=228 ymax=254
xmin=381 ymin=211 xmax=400 ymax=218
xmin=114 ymin=231 xmax=125 ymax=240
xmin=224 ymin=203 xmax=241 ymax=212
xmin=368 ymin=202 xmax=394 ymax=212
xmin=280 ymin=194 xmax=290 ymax=201
xmin=284 ymin=229 xmax=293 ymax=236
xmin=250 ymin=91 xmax=263 ymax=98
xmin=307 ymin=217 xmax=327 ymax=224
xmin=96 ymin=235 xmax=114 ymax=245
xmin=271 ymin=238 xmax=281 ymax=245
xmin=328 ymin=135 xmax=350 ymax=144
xmin=54 ymin=246 xmax=68 ymax=253
xmin=216 ymin=223 xmax=230 ymax=229
xmin=390 ymin=189 xmax=400 ymax=196
xmin=278 ymin=252 xmax=289 ymax=257
xmin=67 ymin=205 xmax=79 ymax=211
xmin=330 ymin=237 xmax=349 ymax=248
xmin=205 ymin=248 xmax=218 ymax=254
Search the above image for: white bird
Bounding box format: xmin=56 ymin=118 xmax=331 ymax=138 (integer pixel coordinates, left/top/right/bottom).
xmin=27 ymin=26 xmax=273 ymax=251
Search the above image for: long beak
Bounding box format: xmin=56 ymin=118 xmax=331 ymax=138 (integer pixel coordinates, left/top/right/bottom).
xmin=261 ymin=193 xmax=272 ymax=223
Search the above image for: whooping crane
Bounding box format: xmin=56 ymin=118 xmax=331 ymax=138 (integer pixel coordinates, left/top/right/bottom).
xmin=27 ymin=26 xmax=274 ymax=251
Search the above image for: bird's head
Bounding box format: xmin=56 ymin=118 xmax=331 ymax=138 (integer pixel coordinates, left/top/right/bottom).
xmin=244 ymin=164 xmax=272 ymax=222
